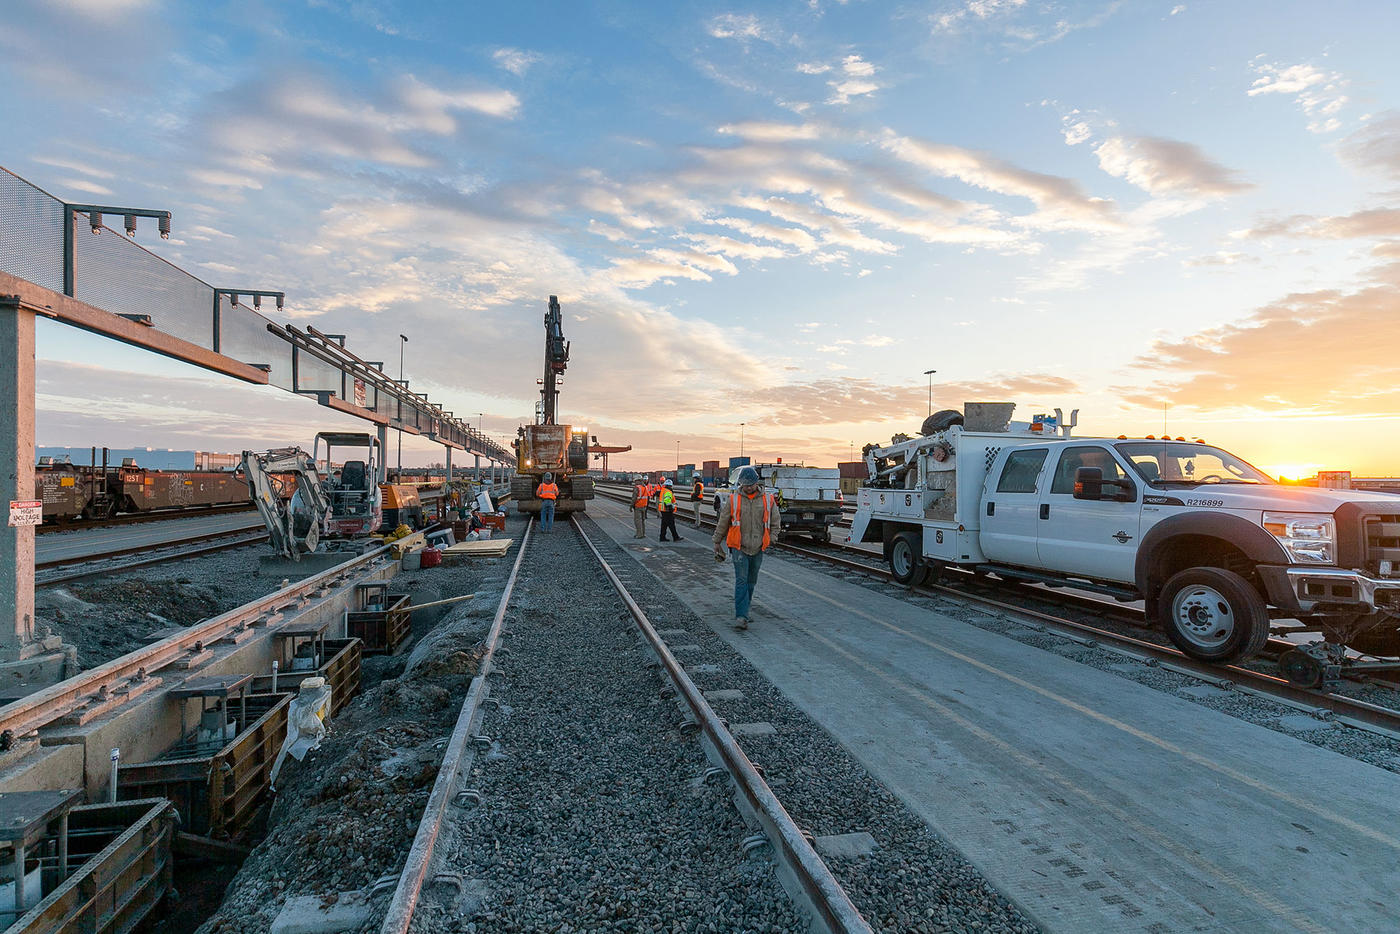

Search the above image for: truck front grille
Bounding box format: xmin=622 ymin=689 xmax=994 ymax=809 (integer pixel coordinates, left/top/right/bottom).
xmin=1365 ymin=514 xmax=1400 ymax=577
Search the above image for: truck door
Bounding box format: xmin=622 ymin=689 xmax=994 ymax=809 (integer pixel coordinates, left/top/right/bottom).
xmin=1036 ymin=445 xmax=1140 ymax=583
xmin=979 ymin=448 xmax=1048 ymax=569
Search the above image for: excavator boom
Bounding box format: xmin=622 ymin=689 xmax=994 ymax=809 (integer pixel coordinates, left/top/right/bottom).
xmin=239 ymin=447 xmax=330 ymax=560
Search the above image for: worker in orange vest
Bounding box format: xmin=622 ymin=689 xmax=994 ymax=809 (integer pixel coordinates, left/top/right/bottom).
xmin=712 ymin=466 xmax=781 ymax=629
xmin=535 ymin=472 xmax=559 ymax=532
xmin=631 ymin=476 xmax=649 ymax=538
xmin=690 ymin=476 xmax=704 ymax=527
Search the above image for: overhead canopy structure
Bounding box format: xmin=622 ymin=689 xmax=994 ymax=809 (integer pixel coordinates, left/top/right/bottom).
xmin=0 ymin=166 xmax=514 ymax=467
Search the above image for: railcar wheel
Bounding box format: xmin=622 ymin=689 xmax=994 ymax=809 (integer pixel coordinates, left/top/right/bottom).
xmin=886 ymin=531 xmax=927 ymax=586
xmin=1158 ymin=567 xmax=1269 ymax=663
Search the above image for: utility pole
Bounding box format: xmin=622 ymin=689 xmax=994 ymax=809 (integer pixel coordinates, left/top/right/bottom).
xmin=397 ymin=334 xmax=407 ymax=480
xmin=676 ymin=441 xmax=681 ymax=476
xmin=740 ymin=422 xmax=745 ymax=459
xmin=924 ymin=369 xmax=937 ymax=417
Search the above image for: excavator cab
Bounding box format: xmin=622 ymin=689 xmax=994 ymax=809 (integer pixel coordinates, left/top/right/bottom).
xmin=313 ymin=432 xmax=383 ymax=537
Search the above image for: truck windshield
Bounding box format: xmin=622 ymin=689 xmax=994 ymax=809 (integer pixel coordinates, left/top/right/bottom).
xmin=1114 ymin=442 xmax=1273 ymax=486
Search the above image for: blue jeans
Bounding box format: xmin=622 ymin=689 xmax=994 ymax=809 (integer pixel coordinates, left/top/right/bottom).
xmin=731 ymin=548 xmax=764 ymax=619
xmin=539 ymin=499 xmax=555 ymax=531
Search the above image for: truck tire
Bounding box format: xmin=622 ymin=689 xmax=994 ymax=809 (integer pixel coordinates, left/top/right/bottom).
xmin=920 ymin=409 xmax=964 ymax=436
xmin=886 ymin=530 xmax=927 ymax=586
xmin=1158 ymin=567 xmax=1269 ymax=663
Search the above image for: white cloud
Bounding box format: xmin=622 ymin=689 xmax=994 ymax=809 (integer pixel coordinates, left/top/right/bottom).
xmin=717 ymin=121 xmax=820 ymax=142
xmin=492 ymin=47 xmax=541 ymax=76
xmin=707 ymin=13 xmax=774 ymax=42
xmin=56 ymin=178 xmax=112 ymax=196
xmin=828 ymin=54 xmax=881 ymax=105
xmin=33 ymin=156 xmax=113 ymax=178
xmin=1093 ymin=135 xmax=1251 ymax=197
xmin=797 ymin=62 xmax=831 ymax=75
xmin=1170 ymin=4 xmax=1185 ymax=14
xmin=1248 ymin=61 xmax=1349 ymax=134
xmin=933 ymin=0 xmax=1027 ymax=33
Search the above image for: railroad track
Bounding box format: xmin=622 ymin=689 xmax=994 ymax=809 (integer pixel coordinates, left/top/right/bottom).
xmin=594 ymin=483 xmax=1400 ymax=740
xmin=377 ymin=514 xmax=872 ymax=933
xmin=36 ymin=527 xmax=271 ymax=586
xmin=35 ymin=502 xmax=257 ymax=535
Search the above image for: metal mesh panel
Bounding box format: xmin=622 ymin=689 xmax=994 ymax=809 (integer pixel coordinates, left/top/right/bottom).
xmin=72 ymin=216 xmax=216 ymax=347
xmin=298 ymin=351 xmax=342 ymax=396
xmin=0 ymin=168 xmax=64 ymax=291
xmin=220 ymin=296 xmax=293 ymax=389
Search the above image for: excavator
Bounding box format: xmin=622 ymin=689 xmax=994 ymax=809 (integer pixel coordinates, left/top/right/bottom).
xmin=239 ymin=432 xmax=386 ymax=561
xmin=510 ymin=296 xmax=595 ymax=514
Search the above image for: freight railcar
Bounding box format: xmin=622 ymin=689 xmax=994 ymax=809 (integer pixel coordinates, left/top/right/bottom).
xmin=35 ymin=456 xmax=295 ymax=523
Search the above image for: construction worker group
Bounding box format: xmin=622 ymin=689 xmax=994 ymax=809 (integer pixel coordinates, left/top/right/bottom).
xmin=632 ymin=467 xmax=781 ymax=630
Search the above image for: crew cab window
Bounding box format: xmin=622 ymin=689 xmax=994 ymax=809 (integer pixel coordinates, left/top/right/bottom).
xmin=1050 ymin=446 xmax=1127 ymax=494
xmin=996 ymin=449 xmax=1047 ymax=493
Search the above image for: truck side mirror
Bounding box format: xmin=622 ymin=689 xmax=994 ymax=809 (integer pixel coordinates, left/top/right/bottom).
xmin=1073 ymin=467 xmax=1103 ymax=500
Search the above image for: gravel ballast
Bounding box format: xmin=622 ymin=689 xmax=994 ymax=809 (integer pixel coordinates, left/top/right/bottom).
xmin=409 ymin=518 xmax=806 ymax=933
xmin=438 ymin=514 xmax=1036 ymax=934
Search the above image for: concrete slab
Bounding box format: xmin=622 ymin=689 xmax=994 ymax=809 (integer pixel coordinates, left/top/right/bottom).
xmin=1279 ymin=714 xmax=1337 ymax=732
xmin=269 ymin=893 xmax=372 ymax=934
xmin=730 ymin=721 xmax=776 ymax=736
xmin=1177 ymin=684 xmax=1230 ymax=699
xmin=585 ymin=495 xmax=1400 ymax=933
xmin=815 ymin=831 xmax=878 ymax=859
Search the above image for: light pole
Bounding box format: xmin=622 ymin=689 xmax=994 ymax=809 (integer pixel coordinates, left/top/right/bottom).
xmin=740 ymin=422 xmax=746 ymax=459
xmin=676 ymin=441 xmax=681 ymax=475
xmin=923 ymin=368 xmax=937 ymax=417
xmin=397 ymin=334 xmax=408 ymax=479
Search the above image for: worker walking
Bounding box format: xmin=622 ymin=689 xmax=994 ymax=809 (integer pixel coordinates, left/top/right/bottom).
xmin=631 ymin=477 xmax=648 ymax=538
xmin=691 ymin=476 xmax=704 ymax=527
xmin=536 ymin=472 xmax=559 ymax=532
xmin=659 ymin=479 xmax=682 ymax=542
xmin=712 ymin=466 xmax=781 ymax=629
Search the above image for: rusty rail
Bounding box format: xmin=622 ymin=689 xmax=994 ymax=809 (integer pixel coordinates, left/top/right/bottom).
xmin=0 ymin=547 xmax=389 ymax=741
xmin=571 ymin=517 xmax=872 ymax=934
xmin=377 ymin=520 xmax=533 ymax=934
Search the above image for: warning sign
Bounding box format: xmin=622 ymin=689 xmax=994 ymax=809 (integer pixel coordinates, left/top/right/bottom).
xmin=9 ymin=500 xmax=42 ymax=527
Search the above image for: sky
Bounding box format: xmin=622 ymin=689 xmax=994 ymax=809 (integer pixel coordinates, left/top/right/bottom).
xmin=4 ymin=0 xmax=1400 ymax=478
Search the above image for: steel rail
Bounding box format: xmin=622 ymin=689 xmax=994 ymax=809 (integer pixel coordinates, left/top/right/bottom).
xmin=378 ymin=519 xmax=533 ymax=934
xmin=0 ymin=546 xmax=391 ymax=741
xmin=36 ymin=503 xmax=257 ymax=535
xmin=592 ymin=484 xmax=1400 ymax=739
xmin=570 ymin=516 xmax=872 ymax=934
xmin=36 ymin=533 xmax=271 ymax=587
xmin=36 ymin=523 xmax=267 ymax=570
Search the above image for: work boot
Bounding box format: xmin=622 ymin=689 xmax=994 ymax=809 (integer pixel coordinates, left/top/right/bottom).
xmin=733 ymin=617 xmax=749 ymax=630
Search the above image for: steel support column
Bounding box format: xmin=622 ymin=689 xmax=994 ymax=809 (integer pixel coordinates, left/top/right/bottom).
xmin=0 ymin=297 xmax=74 ymax=691
xmin=445 ymin=446 xmax=452 ymax=483
xmin=376 ymin=425 xmax=388 ymax=484
xmin=474 ymin=453 xmax=480 ymax=481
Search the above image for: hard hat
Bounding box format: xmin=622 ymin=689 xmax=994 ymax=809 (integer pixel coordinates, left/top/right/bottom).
xmin=664 ymin=479 xmax=673 ymax=486
xmin=543 ymin=472 xmax=553 ymax=482
xmin=735 ymin=466 xmax=760 ymax=486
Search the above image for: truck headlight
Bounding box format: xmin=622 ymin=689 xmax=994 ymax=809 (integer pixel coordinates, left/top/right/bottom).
xmin=1263 ymin=512 xmax=1335 ymax=564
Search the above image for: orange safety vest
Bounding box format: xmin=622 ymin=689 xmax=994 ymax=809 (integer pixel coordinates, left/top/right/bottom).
xmin=633 ymin=484 xmax=648 ymax=508
xmin=692 ymin=480 xmax=703 ymax=502
xmin=537 ymin=482 xmax=559 ymax=500
xmin=726 ymin=489 xmax=773 ymax=551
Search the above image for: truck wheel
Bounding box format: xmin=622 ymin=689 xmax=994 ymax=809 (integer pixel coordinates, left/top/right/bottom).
xmin=886 ymin=531 xmax=926 ymax=586
xmin=1158 ymin=568 xmax=1269 ymax=663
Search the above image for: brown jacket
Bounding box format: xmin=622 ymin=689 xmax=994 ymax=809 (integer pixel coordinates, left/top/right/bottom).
xmin=712 ymin=489 xmax=782 ymax=556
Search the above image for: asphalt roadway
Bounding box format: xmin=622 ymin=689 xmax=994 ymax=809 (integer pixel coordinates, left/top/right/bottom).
xmin=587 ymin=493 xmax=1400 ymax=933
xmin=36 ymin=512 xmax=265 ymax=565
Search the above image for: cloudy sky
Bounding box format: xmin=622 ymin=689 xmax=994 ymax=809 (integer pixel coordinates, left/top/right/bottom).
xmin=4 ymin=0 xmax=1400 ymax=478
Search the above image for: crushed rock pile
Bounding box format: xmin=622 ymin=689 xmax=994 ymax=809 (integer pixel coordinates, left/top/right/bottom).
xmin=195 ymin=597 xmax=496 ymax=934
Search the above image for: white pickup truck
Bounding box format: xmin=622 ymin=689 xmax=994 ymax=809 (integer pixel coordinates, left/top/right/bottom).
xmin=849 ymin=404 xmax=1400 ymax=670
